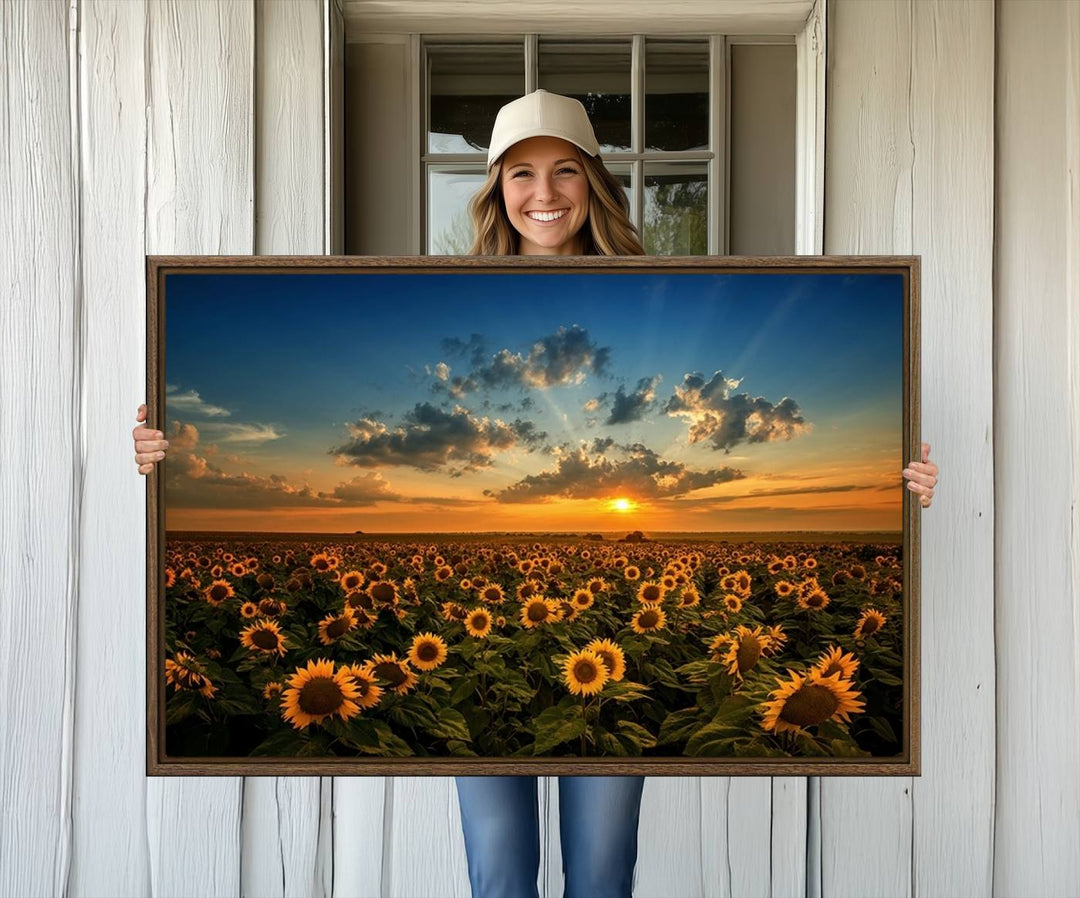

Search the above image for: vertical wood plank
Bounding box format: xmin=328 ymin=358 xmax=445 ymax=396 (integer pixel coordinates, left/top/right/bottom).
xmin=333 ymin=777 xmax=387 ymax=897
xmin=145 ymin=1 xmax=254 ymax=893
xmin=242 ymin=2 xmax=329 ymax=896
xmin=822 ymin=3 xmax=914 ymax=894
xmin=0 ymin=1 xmax=78 ymax=896
xmin=384 ymin=777 xmax=471 ymax=898
xmin=908 ymin=2 xmax=995 ymax=896
xmin=70 ymin=1 xmax=152 ymax=895
xmin=637 ymin=777 xmax=707 ymax=898
xmin=994 ymin=2 xmax=1080 ymax=893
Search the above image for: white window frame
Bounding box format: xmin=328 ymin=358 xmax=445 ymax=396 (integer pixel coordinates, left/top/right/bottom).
xmin=393 ymin=0 xmax=826 ymax=256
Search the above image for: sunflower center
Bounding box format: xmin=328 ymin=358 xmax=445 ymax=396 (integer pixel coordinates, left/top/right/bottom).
xmin=471 ymin=613 xmax=490 ymax=628
xmin=370 ymin=582 xmax=395 ymax=603
xmin=736 ymin=635 xmax=762 ymax=672
xmin=252 ymin=629 xmax=279 ymax=650
xmin=807 ymin=593 xmax=825 ymax=607
xmin=638 ymin=609 xmax=659 ymax=628
xmin=343 ymin=575 xmax=362 ymax=590
xmin=374 ymin=661 xmax=407 ymax=685
xmin=298 ymin=678 xmax=344 ymax=715
xmin=573 ymin=660 xmax=599 ymax=684
xmin=326 ymin=616 xmax=351 ymax=638
xmin=779 ymin=684 xmax=840 ymax=727
xmin=417 ymin=642 xmax=439 ymax=662
xmin=527 ymin=602 xmax=549 ymax=622
xmin=596 ymin=650 xmax=615 ymax=672
xmin=861 ymin=616 xmax=881 ymax=635
xmin=483 ymin=587 xmax=501 ymax=602
xmin=641 ymin=585 xmax=662 ymax=602
xmin=210 ymin=584 xmax=229 ymax=601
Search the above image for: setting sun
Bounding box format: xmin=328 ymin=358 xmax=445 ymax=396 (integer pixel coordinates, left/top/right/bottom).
xmin=609 ymin=497 xmax=637 ymax=513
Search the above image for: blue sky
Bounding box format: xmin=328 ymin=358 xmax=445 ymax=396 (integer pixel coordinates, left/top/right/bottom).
xmin=163 ymin=270 xmax=904 ymax=532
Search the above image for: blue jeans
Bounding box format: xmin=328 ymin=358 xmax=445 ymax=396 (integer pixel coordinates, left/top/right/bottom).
xmin=454 ymin=775 xmax=646 ymax=898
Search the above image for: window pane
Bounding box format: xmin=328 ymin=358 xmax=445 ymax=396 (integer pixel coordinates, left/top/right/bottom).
xmin=604 ymin=163 xmax=634 ymax=222
xmin=538 ymin=40 xmax=631 ymax=153
xmin=428 ymin=167 xmax=487 ymax=254
xmin=428 ymin=44 xmax=524 ymax=154
xmin=643 ymin=163 xmax=707 ymax=255
xmin=645 ymin=40 xmax=709 ymax=152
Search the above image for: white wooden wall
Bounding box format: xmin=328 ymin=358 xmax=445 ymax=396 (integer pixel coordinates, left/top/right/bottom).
xmin=1 ymin=1 xmax=1077 ymax=896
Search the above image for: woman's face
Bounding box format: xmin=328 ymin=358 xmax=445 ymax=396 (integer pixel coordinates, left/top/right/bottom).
xmin=499 ymin=136 xmax=590 ymax=255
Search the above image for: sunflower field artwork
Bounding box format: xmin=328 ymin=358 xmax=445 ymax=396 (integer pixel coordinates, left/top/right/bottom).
xmin=148 ymin=257 xmax=920 ymax=775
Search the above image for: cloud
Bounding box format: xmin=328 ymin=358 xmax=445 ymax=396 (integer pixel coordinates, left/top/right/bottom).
xmin=198 ymin=422 xmax=284 ymax=444
xmin=591 ymin=374 xmax=662 ymax=425
xmin=165 ymin=422 xmax=399 ymax=509
xmin=435 ymin=325 xmax=610 ymax=397
xmin=441 ymin=334 xmax=487 ymax=367
xmin=664 ymin=371 xmax=811 ymax=452
xmin=165 ymin=384 xmax=231 ymax=417
xmin=329 ymin=402 xmax=547 ymax=475
xmin=486 ymin=440 xmax=744 ymax=503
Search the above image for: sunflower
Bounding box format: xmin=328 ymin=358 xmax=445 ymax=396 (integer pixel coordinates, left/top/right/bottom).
xmin=661 ymin=574 xmax=678 ymax=591
xmin=586 ymin=577 xmax=608 ymax=595
xmin=317 ymin=609 xmax=356 ymax=646
xmin=240 ymin=619 xmax=288 ymax=656
xmin=369 ymin=560 xmax=388 ymax=577
xmin=341 ymin=664 xmax=383 ymax=709
xmin=164 ymin=567 xmax=176 ymax=588
xmin=465 ymin=608 xmax=493 ymax=638
xmin=708 ymin=633 xmax=733 ymax=661
xmin=584 ymin=638 xmax=625 ymax=682
xmin=803 ymin=557 xmax=818 ymax=570
xmin=164 ymin=652 xmax=217 ymax=698
xmin=366 ymin=580 xmax=398 ymax=606
xmin=520 ymin=597 xmax=559 ymax=628
xmin=281 ymin=658 xmax=361 ymax=729
xmin=229 ymin=562 xmax=247 ymax=578
xmin=733 ymin=570 xmax=752 ymax=594
xmin=409 ymin=632 xmax=449 ymax=671
xmin=435 ymin=565 xmax=454 ymax=582
xmin=562 ymin=649 xmax=609 ymax=696
xmin=203 ymin=579 xmax=234 ymax=606
xmin=345 ymin=589 xmax=375 ymax=611
xmin=636 ymin=581 xmax=665 ymax=605
xmin=764 ymin=624 xmax=788 ymax=656
xmin=723 ymin=625 xmax=768 ymax=677
xmin=441 ymin=601 xmax=468 ymax=623
xmin=258 ymin=596 xmax=285 ymax=617
xmin=631 ymin=603 xmax=666 ymax=634
xmin=624 ymin=565 xmax=641 ymax=582
xmin=797 ymin=587 xmax=831 ymax=611
xmin=339 ymin=570 xmax=365 ymax=592
xmin=262 ymin=681 xmax=283 ymax=700
xmin=774 ymin=580 xmax=796 ymax=598
xmin=723 ymin=593 xmax=743 ymax=613
xmin=678 ymin=585 xmax=701 ymax=608
xmin=507 ymin=579 xmax=534 ymax=601
xmin=813 ymin=645 xmax=859 ymax=680
xmin=760 ymin=669 xmax=865 ymax=735
xmin=239 ymin=601 xmax=259 ymax=619
xmin=478 ymin=582 xmax=505 ymax=605
xmin=849 ymin=564 xmax=867 ymax=581
xmin=362 ymin=652 xmax=419 ymax=695
xmin=720 ymin=574 xmax=738 ymax=592
xmin=854 ymin=608 xmax=887 ymax=640
xmin=571 ymin=588 xmax=594 ymax=611
xmin=783 ymin=555 xmax=798 ymax=570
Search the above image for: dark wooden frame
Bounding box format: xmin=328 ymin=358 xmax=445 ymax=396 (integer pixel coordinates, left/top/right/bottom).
xmin=146 ymin=254 xmax=921 ymax=777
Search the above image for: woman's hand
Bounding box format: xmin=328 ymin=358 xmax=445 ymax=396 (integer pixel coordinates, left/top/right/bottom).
xmin=903 ymin=442 xmax=938 ymax=508
xmin=133 ymin=403 xmax=169 ymax=475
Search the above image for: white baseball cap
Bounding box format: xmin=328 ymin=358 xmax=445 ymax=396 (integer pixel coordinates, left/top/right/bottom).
xmin=486 ymin=89 xmax=601 ymax=169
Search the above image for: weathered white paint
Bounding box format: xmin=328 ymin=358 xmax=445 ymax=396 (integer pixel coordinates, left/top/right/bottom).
xmin=342 ymin=0 xmax=816 ymax=39
xmin=994 ymin=1 xmax=1080 ymax=894
xmin=0 ymin=1 xmax=77 ymax=896
xmin=144 ymin=1 xmax=252 ymax=894
xmin=69 ymin=1 xmax=152 ymax=896
xmin=3 ymin=1 xmax=1078 ymax=897
xmin=823 ymin=3 xmax=996 ymax=898
xmin=244 ymin=4 xmax=330 ymax=894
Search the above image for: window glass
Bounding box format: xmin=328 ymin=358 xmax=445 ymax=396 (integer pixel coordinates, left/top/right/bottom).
xmin=643 ymin=163 xmax=708 ymax=255
xmin=427 ymin=44 xmax=524 ymax=153
xmin=538 ymin=40 xmax=632 ymax=153
xmin=645 ymin=40 xmax=709 ymax=152
xmin=428 ymin=167 xmax=487 ymax=254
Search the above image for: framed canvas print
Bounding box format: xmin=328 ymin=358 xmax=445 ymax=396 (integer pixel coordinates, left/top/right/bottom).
xmin=145 ymin=255 xmax=921 ymax=776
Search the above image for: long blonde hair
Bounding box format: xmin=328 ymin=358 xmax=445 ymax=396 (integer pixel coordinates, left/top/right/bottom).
xmin=467 ymin=150 xmax=645 ymax=256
